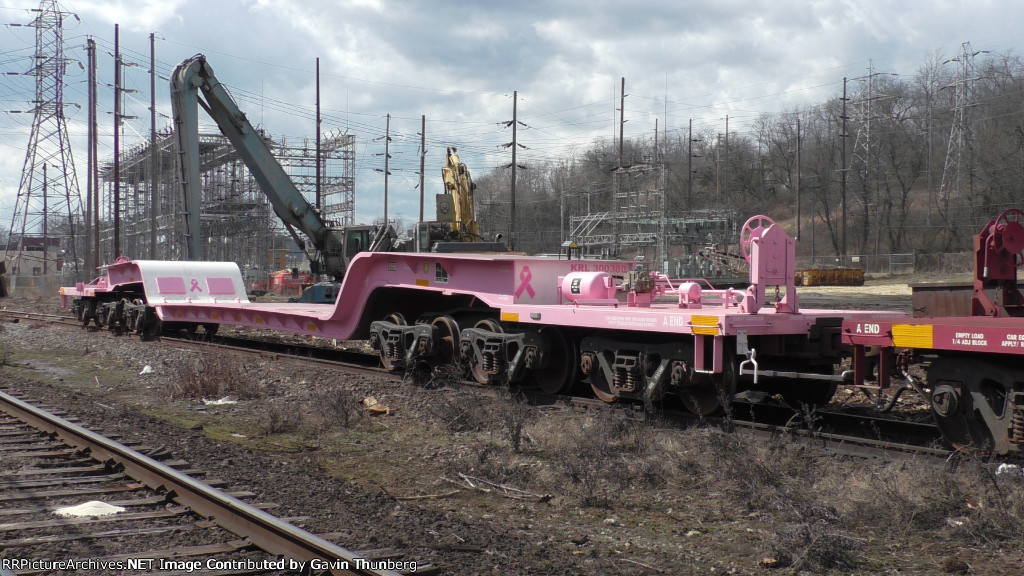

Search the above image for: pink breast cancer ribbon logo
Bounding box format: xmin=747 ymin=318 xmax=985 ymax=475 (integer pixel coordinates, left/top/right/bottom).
xmin=190 ymin=279 xmax=203 ymax=293
xmin=515 ymin=266 xmax=535 ymax=298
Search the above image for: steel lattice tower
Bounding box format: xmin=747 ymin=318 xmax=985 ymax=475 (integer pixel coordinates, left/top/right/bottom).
xmin=939 ymin=42 xmax=983 ymax=199
xmin=5 ymin=0 xmax=82 ymax=281
xmin=849 ymin=63 xmax=880 ymax=191
xmin=848 ymin=62 xmax=897 ymax=253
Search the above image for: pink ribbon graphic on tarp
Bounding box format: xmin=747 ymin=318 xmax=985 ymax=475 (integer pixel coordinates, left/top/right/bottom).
xmin=515 ymin=266 xmax=535 ymax=298
xmin=190 ymin=279 xmax=203 ymax=293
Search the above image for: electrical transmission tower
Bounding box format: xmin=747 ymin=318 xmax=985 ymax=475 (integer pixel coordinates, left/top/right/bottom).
xmin=5 ymin=0 xmax=83 ymax=285
xmin=849 ymin=62 xmax=896 ymax=186
xmin=939 ymin=42 xmax=985 ymax=200
xmin=849 ymin=61 xmax=896 ymax=253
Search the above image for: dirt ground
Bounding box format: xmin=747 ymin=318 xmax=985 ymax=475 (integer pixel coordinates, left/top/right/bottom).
xmin=1 ymin=280 xmax=1023 ymax=575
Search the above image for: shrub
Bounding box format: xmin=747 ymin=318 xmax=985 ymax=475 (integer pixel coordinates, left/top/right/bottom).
xmin=257 ymin=400 xmax=301 ymax=436
xmin=168 ymin=352 xmax=259 ymax=400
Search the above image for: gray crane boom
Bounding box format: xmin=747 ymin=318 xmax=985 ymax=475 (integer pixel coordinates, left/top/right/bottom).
xmin=171 ymin=54 xmax=378 ymax=278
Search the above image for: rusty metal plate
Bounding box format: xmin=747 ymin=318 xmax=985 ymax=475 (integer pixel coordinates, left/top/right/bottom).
xmin=910 ymin=281 xmax=973 ymax=318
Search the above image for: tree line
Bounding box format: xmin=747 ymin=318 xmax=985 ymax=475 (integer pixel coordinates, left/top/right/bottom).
xmin=473 ymin=51 xmax=1024 ymax=259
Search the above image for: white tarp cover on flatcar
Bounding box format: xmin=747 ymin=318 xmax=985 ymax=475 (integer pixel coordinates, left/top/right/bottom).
xmin=130 ymin=260 xmax=249 ymax=304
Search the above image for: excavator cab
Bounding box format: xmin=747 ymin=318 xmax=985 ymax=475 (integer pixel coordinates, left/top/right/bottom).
xmin=345 ymin=228 xmax=370 ymax=259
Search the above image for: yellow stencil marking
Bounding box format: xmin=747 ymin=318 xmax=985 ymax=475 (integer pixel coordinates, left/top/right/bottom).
xmin=892 ymin=324 xmax=933 ymax=349
xmin=691 ymin=315 xmax=720 ymax=336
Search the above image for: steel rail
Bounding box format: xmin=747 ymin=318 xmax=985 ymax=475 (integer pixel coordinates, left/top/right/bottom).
xmin=0 ymin=390 xmax=403 ymax=576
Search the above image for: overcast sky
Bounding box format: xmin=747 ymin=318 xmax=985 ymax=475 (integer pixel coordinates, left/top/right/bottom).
xmin=2 ymin=0 xmax=1023 ymax=231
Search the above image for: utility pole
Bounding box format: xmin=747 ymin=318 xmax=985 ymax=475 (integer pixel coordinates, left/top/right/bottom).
xmin=149 ymin=32 xmax=157 ymax=259
xmin=615 ymin=78 xmax=625 ymax=256
xmin=373 ymin=116 xmax=392 ymax=228
xmin=510 ymin=91 xmax=518 ymax=250
xmin=654 ymin=119 xmax=658 ymax=163
xmin=42 ymin=164 xmax=48 ymax=275
xmin=664 ymin=74 xmax=669 ymax=160
xmin=659 ymin=145 xmax=668 ymax=268
xmin=687 ymin=119 xmax=700 ymax=210
xmin=113 ymin=23 xmax=121 ymax=258
xmin=86 ymin=37 xmax=95 ymax=272
xmin=618 ymin=78 xmax=625 ymax=164
xmin=559 ymin=173 xmax=564 ymax=246
xmin=502 ymin=92 xmax=526 ymax=250
xmin=840 ymin=77 xmax=848 ymax=258
xmin=796 ymin=116 xmax=802 ymax=241
xmin=419 ymin=115 xmax=425 ymax=225
xmin=315 ymin=57 xmax=321 ymax=210
xmin=383 ymin=114 xmax=390 ymax=225
xmin=926 ymin=78 xmax=933 ymax=227
xmin=89 ymin=37 xmax=98 ymax=269
xmin=724 ymin=114 xmax=729 ymax=208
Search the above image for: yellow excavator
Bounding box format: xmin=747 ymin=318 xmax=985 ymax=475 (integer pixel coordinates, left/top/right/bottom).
xmin=418 ymin=146 xmax=506 ymax=252
xmin=440 ymin=146 xmax=479 ymax=241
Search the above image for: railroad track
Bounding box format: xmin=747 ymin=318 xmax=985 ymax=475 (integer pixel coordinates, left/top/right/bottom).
xmin=0 ymin=310 xmax=76 ymax=326
xmin=729 ymin=402 xmax=951 ymax=459
xmin=0 ymin=389 xmax=432 ymax=576
xmin=543 ymin=392 xmax=952 ymax=460
xmin=0 ymin=307 xmax=953 ymax=460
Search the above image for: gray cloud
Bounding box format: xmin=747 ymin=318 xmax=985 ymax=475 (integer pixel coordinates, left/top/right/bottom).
xmin=2 ymin=0 xmax=1022 ymax=225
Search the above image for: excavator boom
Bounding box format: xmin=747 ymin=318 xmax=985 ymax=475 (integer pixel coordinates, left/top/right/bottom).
xmin=170 ymin=54 xmax=353 ymax=276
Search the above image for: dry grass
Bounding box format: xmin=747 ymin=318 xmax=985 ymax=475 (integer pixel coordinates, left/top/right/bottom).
xmin=429 ymin=388 xmax=489 ymax=433
xmin=167 ymin=352 xmax=260 ymax=401
xmin=499 ymin=390 xmax=530 ymax=453
xmin=257 ymin=400 xmax=302 ymax=436
xmin=307 ymin=385 xmax=361 ymax=431
xmin=421 ymin=382 xmax=1024 ymax=571
xmin=439 ymin=399 xmax=671 ymax=508
xmin=667 ymin=430 xmax=1024 ymax=571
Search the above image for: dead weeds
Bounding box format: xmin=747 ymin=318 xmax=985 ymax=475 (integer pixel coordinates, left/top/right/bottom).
xmin=168 ymin=352 xmax=260 ymax=401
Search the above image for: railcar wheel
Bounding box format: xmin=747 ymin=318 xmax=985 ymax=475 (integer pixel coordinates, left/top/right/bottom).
xmin=534 ymin=326 xmax=578 ymax=395
xmin=79 ymin=300 xmax=97 ymax=327
xmin=928 ymin=356 xmax=1007 ymax=453
xmin=678 ymin=347 xmax=737 ymax=416
xmin=431 ymin=315 xmax=460 ymax=365
xmin=589 ymin=358 xmax=618 ymax=403
xmin=474 ymin=318 xmax=501 ymax=332
xmin=141 ymin=315 xmax=162 ymax=341
xmin=378 ymin=313 xmax=407 ymax=372
xmin=678 ymin=380 xmax=724 ymax=416
xmin=468 ymin=319 xmax=502 ymax=384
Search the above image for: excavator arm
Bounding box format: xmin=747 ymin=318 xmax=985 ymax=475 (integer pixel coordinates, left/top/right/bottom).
xmin=171 ymin=54 xmax=347 ymax=276
xmin=440 ymin=146 xmax=479 ymax=241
